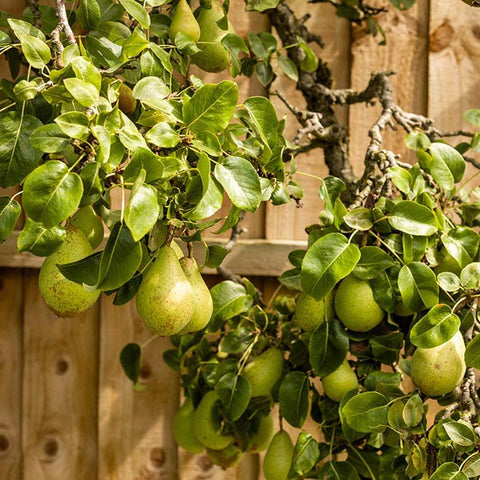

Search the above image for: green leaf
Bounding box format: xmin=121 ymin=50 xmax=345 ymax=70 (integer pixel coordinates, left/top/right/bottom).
xmin=462 ymin=452 xmax=480 ymax=477
xmin=398 ymin=262 xmax=438 ymax=311
xmin=388 ymin=200 xmax=438 ymax=236
xmin=118 ymin=0 xmax=150 ymax=28
xmin=63 ymin=78 xmax=99 ymax=107
xmin=388 ymin=166 xmax=412 ymax=194
xmin=279 ymin=371 xmax=309 ymax=428
xmin=410 ymin=304 xmax=460 ymax=348
xmin=119 ymin=342 xmax=142 ymax=384
xmin=442 ymin=227 xmax=480 ymax=268
xmin=371 ymin=270 xmax=397 ymax=313
xmin=342 ymin=391 xmax=389 ymax=433
xmin=209 ymin=281 xmax=253 ymax=331
xmin=124 ymin=170 xmax=160 ymax=241
xmin=402 ymin=394 xmax=424 ymax=428
xmin=78 ymin=0 xmax=101 ymax=30
xmin=404 ymin=130 xmax=431 ymax=150
xmin=354 ymin=246 xmax=395 ymax=280
xmin=344 ymin=207 xmax=373 ymax=231
xmin=460 ymin=263 xmax=480 ymax=289
xmin=17 ymin=218 xmax=65 ymax=256
xmin=0 ymin=197 xmax=20 ymax=242
xmin=245 ymin=0 xmax=281 ymax=11
xmin=243 ymin=96 xmax=279 ymax=150
xmin=430 ymin=463 xmax=468 ymax=480
xmin=21 ymin=35 xmax=51 ymax=69
xmin=55 ymin=112 xmax=90 ymax=141
xmin=465 ymin=335 xmax=480 ymax=369
xmin=216 ymin=373 xmax=251 ymax=422
xmin=0 ymin=112 xmax=43 ymax=188
xmin=319 ymin=461 xmax=361 ymax=480
xmin=427 ymin=142 xmax=466 ymax=189
xmin=96 ymin=223 xmax=142 ymax=291
xmin=277 ymin=54 xmax=298 ymax=81
xmin=72 ymin=56 xmax=102 ymax=90
xmin=309 ymin=320 xmax=349 ymax=376
xmin=205 ymin=245 xmax=229 ymax=269
xmin=184 ymin=81 xmax=238 ymax=135
xmin=145 ymin=122 xmax=179 ymax=148
xmin=301 ymin=233 xmax=360 ymax=301
xmin=214 ymin=156 xmax=261 ymax=212
xmin=23 ymin=161 xmax=83 ymax=228
xmin=297 ymin=36 xmax=318 ymax=72
xmin=57 ymin=251 xmax=102 ymax=286
xmin=30 ymin=124 xmax=70 ymax=153
xmin=443 ymin=421 xmax=476 ymax=447
xmin=464 ymin=109 xmax=480 ymax=127
xmin=7 ymin=18 xmax=46 ymax=42
xmin=370 ymin=332 xmax=403 ymax=364
xmin=437 ymin=272 xmax=461 ymax=293
xmin=132 ymin=76 xmax=169 ymax=103
xmin=289 ymin=432 xmax=320 ymax=477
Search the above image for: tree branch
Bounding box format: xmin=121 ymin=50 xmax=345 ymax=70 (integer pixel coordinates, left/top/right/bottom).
xmin=51 ymin=0 xmax=76 ymax=67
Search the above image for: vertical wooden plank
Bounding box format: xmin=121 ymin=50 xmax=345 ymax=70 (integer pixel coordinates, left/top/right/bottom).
xmin=0 ymin=269 xmax=22 ymax=480
xmin=349 ymin=3 xmax=429 ymax=173
xmin=428 ymin=0 xmax=480 ymax=179
xmin=266 ymin=1 xmax=351 ymax=241
xmin=98 ymin=298 xmax=179 ymax=480
xmin=22 ymin=270 xmax=99 ymax=479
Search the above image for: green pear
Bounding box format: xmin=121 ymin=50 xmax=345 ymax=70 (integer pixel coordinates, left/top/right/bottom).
xmin=71 ymin=206 xmax=104 ymax=249
xmin=191 ymin=0 xmax=234 ymax=73
xmin=242 ymin=347 xmax=284 ymax=397
xmin=173 ymin=398 xmax=204 ymax=454
xmin=193 ymin=390 xmax=234 ymax=450
xmin=295 ymin=290 xmax=335 ymax=332
xmin=411 ymin=331 xmax=466 ymax=397
xmin=38 ymin=225 xmax=100 ymax=317
xmin=169 ymin=0 xmax=201 ymax=43
xmin=118 ymin=83 xmax=137 ymax=114
xmin=178 ymin=256 xmax=213 ymax=333
xmin=263 ymin=430 xmax=294 ymax=480
xmin=206 ymin=443 xmax=243 ymax=468
xmin=248 ymin=413 xmax=274 ymax=453
xmin=334 ymin=275 xmax=385 ymax=332
xmin=136 ymin=245 xmax=195 ymax=336
xmin=322 ymin=359 xmax=358 ymax=402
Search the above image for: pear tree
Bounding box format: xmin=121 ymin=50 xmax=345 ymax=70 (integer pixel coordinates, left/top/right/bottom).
xmin=2 ymin=1 xmax=480 ymax=479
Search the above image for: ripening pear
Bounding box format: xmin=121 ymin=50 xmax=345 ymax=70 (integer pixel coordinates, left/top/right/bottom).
xmin=295 ymin=290 xmax=334 ymax=332
xmin=193 ymin=391 xmax=234 ymax=450
xmin=322 ymin=359 xmax=358 ymax=402
xmin=38 ymin=225 xmax=100 ymax=317
xmin=71 ymin=206 xmax=104 ymax=249
xmin=136 ymin=245 xmax=195 ymax=336
xmin=173 ymin=398 xmax=204 ymax=454
xmin=263 ymin=430 xmax=294 ymax=480
xmin=334 ymin=275 xmax=385 ymax=332
xmin=206 ymin=443 xmax=243 ymax=469
xmin=242 ymin=348 xmax=284 ymax=397
xmin=248 ymin=414 xmax=274 ymax=453
xmin=191 ymin=0 xmax=234 ymax=73
xmin=118 ymin=83 xmax=137 ymax=114
xmin=169 ymin=0 xmax=200 ymax=42
xmin=411 ymin=331 xmax=466 ymax=397
xmin=178 ymin=256 xmax=213 ymax=333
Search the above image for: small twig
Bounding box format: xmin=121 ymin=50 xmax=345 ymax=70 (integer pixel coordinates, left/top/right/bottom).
xmin=51 ymin=0 xmax=77 ymax=68
xmin=26 ymin=0 xmax=42 ymax=29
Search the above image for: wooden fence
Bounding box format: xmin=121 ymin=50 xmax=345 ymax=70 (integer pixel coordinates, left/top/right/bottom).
xmin=0 ymin=0 xmax=478 ymax=478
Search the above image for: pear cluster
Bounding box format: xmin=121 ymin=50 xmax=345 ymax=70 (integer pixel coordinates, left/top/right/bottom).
xmin=168 ymin=0 xmax=234 ymax=73
xmin=135 ymin=245 xmax=213 ymax=336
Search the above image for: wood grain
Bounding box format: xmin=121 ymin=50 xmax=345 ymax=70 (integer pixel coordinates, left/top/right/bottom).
xmin=0 ymin=269 xmax=23 ymax=480
xmin=349 ymin=2 xmax=429 ymax=172
xmin=22 ymin=270 xmax=99 ymax=480
xmin=266 ymin=1 xmax=351 ymax=240
xmin=98 ymin=297 xmax=179 ymax=480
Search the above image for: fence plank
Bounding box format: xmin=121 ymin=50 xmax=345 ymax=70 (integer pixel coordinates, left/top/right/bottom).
xmin=428 ymin=0 xmax=480 ymax=179
xmin=349 ymin=3 xmax=429 ymax=171
xmin=22 ymin=270 xmax=98 ymax=480
xmin=0 ymin=269 xmax=22 ymax=480
xmin=98 ymin=298 xmax=179 ymax=480
xmin=266 ymin=1 xmax=351 ymax=240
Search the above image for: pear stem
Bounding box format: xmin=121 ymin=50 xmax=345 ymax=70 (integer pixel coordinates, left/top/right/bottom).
xmin=187 ymin=241 xmax=194 ymax=258
xmin=164 ymin=224 xmax=175 ymax=247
